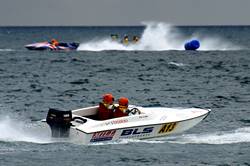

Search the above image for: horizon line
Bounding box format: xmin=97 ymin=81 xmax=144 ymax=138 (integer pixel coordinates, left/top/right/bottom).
xmin=1 ymin=24 xmax=250 ymax=27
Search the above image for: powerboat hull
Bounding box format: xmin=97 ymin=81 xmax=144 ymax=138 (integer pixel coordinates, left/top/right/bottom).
xmin=44 ymin=105 xmax=210 ymax=144
xmin=25 ymin=42 xmax=79 ymax=51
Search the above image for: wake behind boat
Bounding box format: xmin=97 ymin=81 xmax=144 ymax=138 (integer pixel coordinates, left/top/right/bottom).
xmin=43 ymin=105 xmax=210 ymax=144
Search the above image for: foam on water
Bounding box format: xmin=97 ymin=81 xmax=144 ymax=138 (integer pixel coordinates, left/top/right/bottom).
xmin=78 ymin=22 xmax=242 ymax=51
xmin=168 ymin=62 xmax=187 ymax=67
xmin=196 ymin=36 xmax=242 ymax=51
xmin=91 ymin=127 xmax=250 ymax=145
xmin=91 ymin=139 xmax=165 ymax=146
xmin=164 ymin=127 xmax=250 ymax=144
xmin=0 ymin=49 xmax=14 ymax=52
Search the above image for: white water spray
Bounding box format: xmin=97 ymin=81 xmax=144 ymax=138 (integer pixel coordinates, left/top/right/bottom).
xmin=0 ymin=116 xmax=53 ymax=144
xmin=78 ymin=22 xmax=242 ymax=51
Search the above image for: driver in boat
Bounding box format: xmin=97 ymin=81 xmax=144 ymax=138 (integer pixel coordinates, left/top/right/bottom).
xmin=122 ymin=35 xmax=129 ymax=45
xmin=132 ymin=36 xmax=139 ymax=43
xmin=98 ymin=93 xmax=115 ymax=120
xmin=111 ymin=34 xmax=119 ymax=41
xmin=51 ymin=39 xmax=59 ymax=47
xmin=113 ymin=97 xmax=129 ymax=118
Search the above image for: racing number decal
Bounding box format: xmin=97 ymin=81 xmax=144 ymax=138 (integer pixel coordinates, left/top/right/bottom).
xmin=158 ymin=122 xmax=177 ymax=134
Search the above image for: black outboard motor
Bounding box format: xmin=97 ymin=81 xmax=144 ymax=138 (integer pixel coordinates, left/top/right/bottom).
xmin=46 ymin=108 xmax=72 ymax=138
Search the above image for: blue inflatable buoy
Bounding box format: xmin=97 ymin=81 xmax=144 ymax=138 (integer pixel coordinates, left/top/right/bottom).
xmin=184 ymin=40 xmax=200 ymax=50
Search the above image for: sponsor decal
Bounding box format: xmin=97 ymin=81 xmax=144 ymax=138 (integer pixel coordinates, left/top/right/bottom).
xmin=105 ymin=122 xmax=111 ymax=125
xmin=105 ymin=119 xmax=128 ymax=125
xmin=139 ymin=115 xmax=148 ymax=119
xmin=90 ymin=130 xmax=116 ymax=142
xmin=120 ymin=127 xmax=154 ymax=138
xmin=158 ymin=122 xmax=177 ymax=134
xmin=111 ymin=119 xmax=128 ymax=125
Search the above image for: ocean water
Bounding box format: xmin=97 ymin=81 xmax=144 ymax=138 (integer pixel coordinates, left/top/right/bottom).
xmin=0 ymin=23 xmax=250 ymax=166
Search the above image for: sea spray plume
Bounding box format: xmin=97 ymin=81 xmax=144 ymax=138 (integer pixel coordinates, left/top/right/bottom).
xmin=138 ymin=22 xmax=184 ymax=50
xmin=141 ymin=22 xmax=243 ymax=51
xmin=78 ymin=22 xmax=185 ymax=51
xmin=0 ymin=116 xmax=52 ymax=143
xmin=78 ymin=22 xmax=242 ymax=51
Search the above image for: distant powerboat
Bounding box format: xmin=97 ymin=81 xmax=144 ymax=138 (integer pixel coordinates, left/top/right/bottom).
xmin=43 ymin=105 xmax=210 ymax=144
xmin=25 ymin=42 xmax=79 ymax=51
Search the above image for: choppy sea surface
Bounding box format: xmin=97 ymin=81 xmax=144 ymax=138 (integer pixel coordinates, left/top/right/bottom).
xmin=0 ymin=23 xmax=250 ymax=166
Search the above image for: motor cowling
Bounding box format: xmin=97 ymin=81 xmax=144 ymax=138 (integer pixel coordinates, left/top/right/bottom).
xmin=46 ymin=108 xmax=72 ymax=138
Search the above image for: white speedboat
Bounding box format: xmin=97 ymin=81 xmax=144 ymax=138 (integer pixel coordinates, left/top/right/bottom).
xmin=44 ymin=105 xmax=210 ymax=144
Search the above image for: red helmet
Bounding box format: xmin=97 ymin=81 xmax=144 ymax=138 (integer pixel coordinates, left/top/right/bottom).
xmin=119 ymin=97 xmax=129 ymax=106
xmin=51 ymin=39 xmax=59 ymax=44
xmin=103 ymin=93 xmax=114 ymax=104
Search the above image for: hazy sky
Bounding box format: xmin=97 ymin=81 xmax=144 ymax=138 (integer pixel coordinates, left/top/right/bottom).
xmin=1 ymin=0 xmax=250 ymax=26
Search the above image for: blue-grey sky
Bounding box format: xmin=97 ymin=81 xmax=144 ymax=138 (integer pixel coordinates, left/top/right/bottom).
xmin=1 ymin=0 xmax=250 ymax=26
